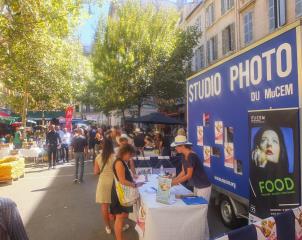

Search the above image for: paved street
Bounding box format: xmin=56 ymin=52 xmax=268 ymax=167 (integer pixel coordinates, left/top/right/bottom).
xmin=1 ymin=159 xmax=231 ymax=240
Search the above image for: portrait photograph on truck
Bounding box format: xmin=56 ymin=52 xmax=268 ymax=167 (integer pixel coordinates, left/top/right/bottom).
xmin=187 ymin=21 xmax=302 ymax=228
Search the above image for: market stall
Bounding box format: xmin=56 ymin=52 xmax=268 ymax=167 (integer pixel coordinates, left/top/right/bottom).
xmin=19 ymin=147 xmax=45 ymax=164
xmin=0 ymin=144 xmax=13 ymax=158
xmin=133 ymin=174 xmax=208 ymax=240
xmin=0 ymin=155 xmax=25 ymax=183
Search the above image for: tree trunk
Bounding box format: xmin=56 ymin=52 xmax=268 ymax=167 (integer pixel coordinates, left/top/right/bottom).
xmin=22 ymin=92 xmax=28 ymax=128
xmin=137 ymin=102 xmax=142 ymax=117
xmin=121 ymin=109 xmax=125 ymax=126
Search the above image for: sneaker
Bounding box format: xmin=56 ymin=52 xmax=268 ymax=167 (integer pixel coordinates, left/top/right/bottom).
xmin=105 ymin=226 xmax=112 ymax=234
xmin=73 ymin=179 xmax=78 ymax=183
xmin=122 ymin=224 xmax=130 ymax=232
xmin=78 ymin=180 xmax=84 ymax=184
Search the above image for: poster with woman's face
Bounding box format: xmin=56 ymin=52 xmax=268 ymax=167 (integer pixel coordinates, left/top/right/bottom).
xmin=248 ymin=109 xmax=300 ymax=220
xmin=215 ymin=121 xmax=223 ymax=144
xmin=203 ymin=146 xmax=211 ymax=168
xmin=254 ymin=217 xmax=277 ymax=240
xmin=197 ymin=126 xmax=203 ymax=146
xmin=224 ymin=143 xmax=234 ymax=169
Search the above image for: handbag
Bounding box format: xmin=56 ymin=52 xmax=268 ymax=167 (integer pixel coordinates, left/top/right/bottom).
xmin=114 ymin=162 xmax=139 ymax=207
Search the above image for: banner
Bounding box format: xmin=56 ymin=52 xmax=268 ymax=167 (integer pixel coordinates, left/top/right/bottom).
xmin=65 ymin=106 xmax=73 ymax=131
xmin=248 ymin=109 xmax=300 ymax=221
xmin=187 ymin=27 xmax=299 ymax=201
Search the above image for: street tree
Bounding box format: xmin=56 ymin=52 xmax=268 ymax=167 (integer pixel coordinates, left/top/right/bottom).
xmin=92 ymin=1 xmax=199 ymax=117
xmin=0 ymin=0 xmax=93 ymax=124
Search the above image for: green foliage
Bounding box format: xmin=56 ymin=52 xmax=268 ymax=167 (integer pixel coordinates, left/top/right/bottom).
xmin=0 ymin=0 xmax=93 ymax=113
xmin=91 ymin=0 xmax=199 ymax=115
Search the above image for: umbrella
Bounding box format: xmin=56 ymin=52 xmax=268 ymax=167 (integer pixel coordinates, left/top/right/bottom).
xmin=0 ymin=111 xmax=10 ymax=117
xmin=126 ymin=112 xmax=183 ymax=125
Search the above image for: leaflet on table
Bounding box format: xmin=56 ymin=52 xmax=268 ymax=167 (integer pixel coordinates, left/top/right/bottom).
xmin=156 ymin=176 xmax=172 ymax=204
xmin=135 ymin=174 xmax=146 ymax=184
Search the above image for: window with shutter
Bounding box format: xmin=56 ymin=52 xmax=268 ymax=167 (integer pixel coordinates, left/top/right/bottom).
xmin=269 ymin=0 xmax=286 ymax=31
xmin=244 ymin=11 xmax=253 ymax=44
xmin=230 ymin=23 xmax=235 ymax=51
xmin=213 ymin=35 xmax=218 ymax=61
xmin=200 ymin=45 xmax=205 ymax=69
xmin=222 ymin=28 xmax=227 ymax=55
xmin=206 ymin=40 xmax=211 ymax=65
xmin=206 ymin=3 xmax=215 ymax=27
xmin=211 ymin=4 xmax=215 ymax=23
xmin=221 ymin=0 xmax=234 ymax=15
xmin=269 ymin=0 xmax=275 ymax=31
xmin=221 ymin=0 xmax=226 ymax=15
xmin=297 ymin=0 xmax=302 ymax=16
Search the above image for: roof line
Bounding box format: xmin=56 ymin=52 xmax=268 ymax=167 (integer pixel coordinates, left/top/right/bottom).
xmin=185 ymin=1 xmax=204 ymax=21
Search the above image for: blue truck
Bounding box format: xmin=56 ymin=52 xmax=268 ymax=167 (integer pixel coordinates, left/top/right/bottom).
xmin=187 ymin=21 xmax=302 ymax=227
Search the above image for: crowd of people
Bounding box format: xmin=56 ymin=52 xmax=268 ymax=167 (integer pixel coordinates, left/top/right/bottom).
xmin=0 ymin=123 xmax=212 ymax=240
xmin=89 ymin=125 xmax=211 ymax=240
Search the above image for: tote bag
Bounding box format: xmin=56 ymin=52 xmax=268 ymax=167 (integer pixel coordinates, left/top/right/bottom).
xmin=114 ymin=177 xmax=139 ymax=207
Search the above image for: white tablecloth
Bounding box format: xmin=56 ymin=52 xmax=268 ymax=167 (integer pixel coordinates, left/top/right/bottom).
xmin=0 ymin=148 xmax=11 ymax=158
xmin=19 ymin=148 xmax=44 ymax=158
xmin=134 ymin=175 xmax=209 ymax=240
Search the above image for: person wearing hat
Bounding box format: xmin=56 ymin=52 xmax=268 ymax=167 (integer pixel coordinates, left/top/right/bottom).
xmin=133 ymin=128 xmax=145 ymax=157
xmin=171 ymin=135 xmax=211 ymax=201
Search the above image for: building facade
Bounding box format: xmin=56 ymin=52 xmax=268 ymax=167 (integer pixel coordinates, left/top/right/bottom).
xmin=180 ymin=0 xmax=302 ymax=73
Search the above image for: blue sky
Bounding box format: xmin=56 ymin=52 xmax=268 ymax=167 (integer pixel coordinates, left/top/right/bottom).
xmin=77 ymin=1 xmax=110 ymax=47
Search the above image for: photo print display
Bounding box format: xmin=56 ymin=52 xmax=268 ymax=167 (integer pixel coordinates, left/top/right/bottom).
xmin=234 ymin=159 xmax=243 ymax=175
xmin=203 ymin=146 xmax=212 ymax=168
xmin=203 ymin=113 xmax=210 ymax=127
xmin=197 ymin=126 xmax=204 ymax=146
xmin=224 ymin=127 xmax=234 ymax=143
xmin=212 ymin=146 xmax=221 ymax=158
xmin=224 ymin=142 xmax=234 ymax=169
xmin=215 ymin=121 xmax=223 ymax=144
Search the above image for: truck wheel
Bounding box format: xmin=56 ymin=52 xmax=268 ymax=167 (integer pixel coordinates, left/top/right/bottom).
xmin=219 ymin=196 xmax=239 ymax=229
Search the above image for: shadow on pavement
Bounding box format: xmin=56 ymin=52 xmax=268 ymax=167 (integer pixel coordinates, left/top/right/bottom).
xmin=24 ymin=160 xmax=139 ymax=240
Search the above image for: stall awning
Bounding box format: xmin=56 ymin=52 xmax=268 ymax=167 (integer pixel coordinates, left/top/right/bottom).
xmin=0 ymin=116 xmax=18 ymax=125
xmin=27 ymin=111 xmax=65 ymax=120
xmin=125 ymin=112 xmax=183 ymax=125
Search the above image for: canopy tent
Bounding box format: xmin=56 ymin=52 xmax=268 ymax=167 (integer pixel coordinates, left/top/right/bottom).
xmin=27 ymin=111 xmax=65 ymax=120
xmin=11 ymin=120 xmax=37 ymax=127
xmin=125 ymin=112 xmax=183 ymax=125
xmin=0 ymin=111 xmax=10 ymax=117
xmin=0 ymin=116 xmax=18 ymax=125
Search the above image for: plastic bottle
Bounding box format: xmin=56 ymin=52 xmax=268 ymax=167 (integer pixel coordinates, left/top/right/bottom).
xmin=160 ymin=164 xmax=164 ymax=176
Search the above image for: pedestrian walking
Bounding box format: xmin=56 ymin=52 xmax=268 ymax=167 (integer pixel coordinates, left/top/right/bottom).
xmin=55 ymin=126 xmax=64 ymax=163
xmin=88 ymin=125 xmax=97 ymax=160
xmin=110 ymin=144 xmax=143 ymax=240
xmin=95 ymin=128 xmax=103 ymax=155
xmin=94 ymin=137 xmax=115 ymax=234
xmin=61 ymin=128 xmax=71 ymax=162
xmin=46 ymin=125 xmax=61 ymax=169
xmin=13 ymin=127 xmax=23 ymax=149
xmin=71 ymin=128 xmax=88 ymax=183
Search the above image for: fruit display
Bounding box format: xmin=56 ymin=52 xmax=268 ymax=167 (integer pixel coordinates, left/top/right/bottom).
xmin=0 ymin=156 xmax=25 ymax=182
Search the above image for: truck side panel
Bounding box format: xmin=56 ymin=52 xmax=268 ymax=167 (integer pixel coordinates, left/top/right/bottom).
xmin=187 ymin=27 xmax=299 ymax=200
